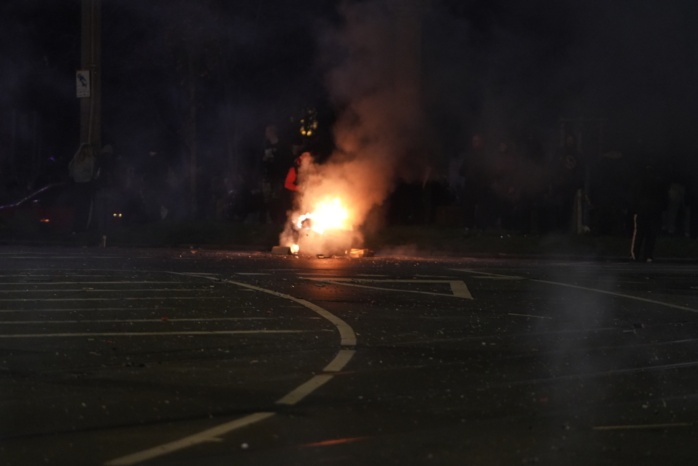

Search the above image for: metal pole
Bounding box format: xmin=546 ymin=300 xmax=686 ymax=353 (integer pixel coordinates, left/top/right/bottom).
xmin=80 ymin=0 xmax=101 ymax=150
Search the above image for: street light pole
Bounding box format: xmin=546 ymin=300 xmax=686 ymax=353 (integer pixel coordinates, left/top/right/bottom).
xmin=80 ymin=0 xmax=101 ymax=150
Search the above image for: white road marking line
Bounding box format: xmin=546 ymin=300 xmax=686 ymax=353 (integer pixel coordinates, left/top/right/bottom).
xmin=0 ymin=304 xmax=301 ymax=313
xmin=291 ymin=297 xmax=356 ymax=346
xmin=106 ymin=273 xmax=358 ymax=466
xmin=275 ymin=374 xmax=334 ymax=405
xmin=0 ymin=317 xmax=278 ymax=325
xmin=0 ymin=330 xmax=318 ymax=339
xmin=593 ymin=422 xmax=692 ymax=431
xmin=321 ymin=278 xmax=453 ymax=284
xmin=104 ymin=412 xmax=276 ymax=466
xmin=0 ymin=288 xmax=221 ymax=294
xmin=185 ymin=274 xmax=357 ymax=347
xmin=533 ymin=279 xmax=698 ymax=314
xmin=0 ymin=256 xmax=119 ymax=260
xmin=0 ymin=297 xmax=228 ymax=302
xmin=0 ymin=281 xmax=183 ymax=285
xmin=474 ymin=275 xmax=523 ymax=280
xmin=323 ymin=348 xmax=356 ymax=373
xmin=454 ymin=269 xmax=698 ymax=314
xmin=448 ymin=280 xmax=474 ymax=299
xmin=450 ymin=268 xmax=524 ymax=280
xmin=414 ymin=274 xmax=457 ymax=279
xmin=324 ymin=281 xmax=464 ymax=299
xmin=508 ymin=312 xmax=552 ymax=320
xmin=302 ymin=277 xmax=474 ymax=300
xmin=0 ymin=307 xmax=165 ymax=313
xmin=497 ymin=360 xmax=698 ymax=387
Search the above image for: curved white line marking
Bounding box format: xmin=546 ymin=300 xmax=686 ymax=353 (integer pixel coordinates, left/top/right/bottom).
xmin=105 ymin=275 xmax=356 ymax=466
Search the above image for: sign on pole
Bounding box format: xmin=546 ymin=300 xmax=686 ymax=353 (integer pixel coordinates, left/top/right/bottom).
xmin=76 ymin=70 xmax=90 ymax=98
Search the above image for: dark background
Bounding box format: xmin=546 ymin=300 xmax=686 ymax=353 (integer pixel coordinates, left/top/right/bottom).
xmin=2 ymin=0 xmax=697 ymax=219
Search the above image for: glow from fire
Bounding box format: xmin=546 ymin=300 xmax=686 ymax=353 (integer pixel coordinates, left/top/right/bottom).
xmin=296 ymin=197 xmax=350 ymax=234
xmin=279 ymin=153 xmax=374 ymax=256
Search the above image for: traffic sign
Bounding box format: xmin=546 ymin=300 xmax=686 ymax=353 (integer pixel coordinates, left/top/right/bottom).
xmin=76 ymin=70 xmax=90 ymax=98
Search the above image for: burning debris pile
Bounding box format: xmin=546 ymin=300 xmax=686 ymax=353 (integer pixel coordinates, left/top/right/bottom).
xmin=274 ymin=0 xmax=426 ymax=257
xmin=278 ymin=158 xmax=364 ymax=256
xmin=290 ymin=197 xmax=353 ymax=255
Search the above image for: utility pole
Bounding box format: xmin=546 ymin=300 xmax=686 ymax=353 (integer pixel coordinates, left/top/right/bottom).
xmin=79 ymin=0 xmax=101 ymax=150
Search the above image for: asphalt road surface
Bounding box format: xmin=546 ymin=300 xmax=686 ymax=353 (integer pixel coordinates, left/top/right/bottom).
xmin=1 ymin=246 xmax=697 ymax=466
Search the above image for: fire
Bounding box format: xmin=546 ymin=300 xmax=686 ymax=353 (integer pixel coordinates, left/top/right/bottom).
xmin=296 ymin=197 xmax=350 ymax=234
xmin=288 ymin=196 xmax=356 ymax=256
xmin=278 ymin=155 xmax=367 ymax=256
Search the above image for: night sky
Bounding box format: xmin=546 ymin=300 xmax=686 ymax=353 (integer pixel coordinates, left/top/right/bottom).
xmin=2 ymin=0 xmax=698 ymax=190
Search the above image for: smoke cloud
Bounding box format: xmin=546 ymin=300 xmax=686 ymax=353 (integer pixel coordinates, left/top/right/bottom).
xmin=279 ymin=0 xmax=430 ymax=253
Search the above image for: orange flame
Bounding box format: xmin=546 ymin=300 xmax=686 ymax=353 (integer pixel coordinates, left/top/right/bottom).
xmin=296 ymin=197 xmax=351 ymax=234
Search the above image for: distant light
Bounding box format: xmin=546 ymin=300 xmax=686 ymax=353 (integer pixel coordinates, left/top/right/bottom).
xmin=298 ymin=107 xmax=318 ymax=137
xmin=40 ymin=218 xmax=50 ymax=224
